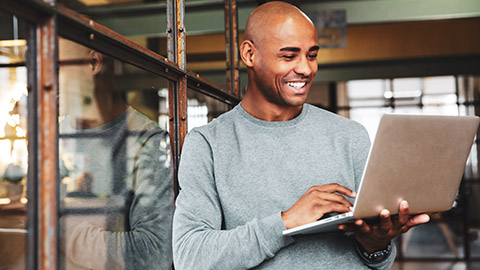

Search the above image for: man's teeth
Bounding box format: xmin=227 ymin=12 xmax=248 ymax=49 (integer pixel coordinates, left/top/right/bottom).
xmin=287 ymin=82 xmax=306 ymax=89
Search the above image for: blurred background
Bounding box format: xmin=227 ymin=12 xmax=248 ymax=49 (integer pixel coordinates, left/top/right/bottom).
xmin=0 ymin=0 xmax=480 ymax=269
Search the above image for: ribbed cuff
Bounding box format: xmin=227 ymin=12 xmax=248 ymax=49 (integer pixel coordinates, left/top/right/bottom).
xmin=255 ymin=212 xmax=295 ymax=258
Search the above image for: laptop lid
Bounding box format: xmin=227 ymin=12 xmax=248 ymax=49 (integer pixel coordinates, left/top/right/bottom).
xmin=283 ymin=114 xmax=479 ymax=236
xmin=353 ymin=114 xmax=479 ymax=218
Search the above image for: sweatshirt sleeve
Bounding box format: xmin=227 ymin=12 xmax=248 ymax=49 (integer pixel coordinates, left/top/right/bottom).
xmin=350 ymin=123 xmax=397 ymax=270
xmin=111 ymin=130 xmax=174 ymax=270
xmin=173 ymin=129 xmax=294 ymax=270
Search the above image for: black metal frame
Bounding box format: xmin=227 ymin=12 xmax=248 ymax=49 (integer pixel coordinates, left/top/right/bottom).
xmin=26 ymin=19 xmax=39 ymax=270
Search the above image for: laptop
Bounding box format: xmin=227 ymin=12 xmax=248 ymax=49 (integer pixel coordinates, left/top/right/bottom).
xmin=283 ymin=114 xmax=480 ymax=236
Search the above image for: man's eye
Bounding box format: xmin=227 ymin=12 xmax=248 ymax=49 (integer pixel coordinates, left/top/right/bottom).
xmin=308 ymin=54 xmax=318 ymax=59
xmin=283 ymin=55 xmax=296 ymax=59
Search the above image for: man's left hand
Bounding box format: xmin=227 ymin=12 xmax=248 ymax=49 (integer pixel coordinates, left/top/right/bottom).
xmin=338 ymin=200 xmax=430 ymax=253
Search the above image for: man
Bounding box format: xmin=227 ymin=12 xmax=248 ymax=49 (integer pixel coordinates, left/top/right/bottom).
xmin=173 ymin=2 xmax=429 ymax=269
xmin=58 ymin=38 xmax=173 ymax=269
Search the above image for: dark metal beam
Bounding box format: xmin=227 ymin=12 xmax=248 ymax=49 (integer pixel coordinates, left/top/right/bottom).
xmin=77 ymin=0 xmax=257 ymax=18
xmin=0 ymin=0 xmax=54 ymax=23
xmin=167 ymin=0 xmax=187 ymax=197
xmin=26 ymin=22 xmax=38 ymax=270
xmin=187 ymin=70 xmax=240 ymax=106
xmin=224 ymin=0 xmax=240 ymax=96
xmin=0 ymin=62 xmax=26 ymax=68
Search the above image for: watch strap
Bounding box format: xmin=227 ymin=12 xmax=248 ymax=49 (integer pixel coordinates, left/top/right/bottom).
xmin=355 ymin=240 xmax=392 ymax=263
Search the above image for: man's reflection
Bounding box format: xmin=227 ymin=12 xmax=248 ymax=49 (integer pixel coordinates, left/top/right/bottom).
xmin=58 ymin=38 xmax=173 ymax=269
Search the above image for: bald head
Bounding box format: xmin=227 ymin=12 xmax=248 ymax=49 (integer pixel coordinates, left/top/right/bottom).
xmin=243 ymin=1 xmax=314 ymax=44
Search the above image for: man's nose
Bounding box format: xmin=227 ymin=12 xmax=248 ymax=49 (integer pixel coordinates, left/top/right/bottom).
xmin=294 ymin=56 xmax=313 ymax=77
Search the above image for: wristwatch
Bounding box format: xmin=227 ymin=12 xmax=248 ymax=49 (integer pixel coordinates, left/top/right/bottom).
xmin=355 ymin=240 xmax=392 ymax=263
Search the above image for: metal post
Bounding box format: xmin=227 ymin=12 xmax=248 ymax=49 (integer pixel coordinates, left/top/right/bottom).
xmin=224 ymin=0 xmax=240 ymax=96
xmin=389 ymin=79 xmax=395 ymax=109
xmin=328 ymin=81 xmax=338 ymax=113
xmin=26 ymin=23 xmax=38 ymax=270
xmin=36 ymin=15 xmax=58 ymax=270
xmin=167 ymin=0 xmax=187 ymax=196
xmin=461 ymin=177 xmax=471 ymax=261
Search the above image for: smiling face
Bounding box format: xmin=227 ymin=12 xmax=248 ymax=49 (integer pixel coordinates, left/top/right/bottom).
xmin=252 ymin=16 xmax=318 ymax=108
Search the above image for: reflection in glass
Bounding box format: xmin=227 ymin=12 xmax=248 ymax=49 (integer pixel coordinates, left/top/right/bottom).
xmin=0 ymin=12 xmax=28 ymax=269
xmin=58 ymin=38 xmax=173 ymax=269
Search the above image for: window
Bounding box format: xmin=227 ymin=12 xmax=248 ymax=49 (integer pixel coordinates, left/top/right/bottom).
xmin=0 ymin=11 xmax=28 ymax=269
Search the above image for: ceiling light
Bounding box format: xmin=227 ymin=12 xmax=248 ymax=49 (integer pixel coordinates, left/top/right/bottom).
xmin=0 ymin=39 xmax=27 ymax=47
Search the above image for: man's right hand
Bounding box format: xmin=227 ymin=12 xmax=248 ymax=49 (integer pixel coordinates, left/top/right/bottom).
xmin=281 ymin=184 xmax=356 ymax=230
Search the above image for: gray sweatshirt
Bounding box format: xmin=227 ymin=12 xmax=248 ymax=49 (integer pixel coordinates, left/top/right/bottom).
xmin=173 ymin=104 xmax=396 ymax=269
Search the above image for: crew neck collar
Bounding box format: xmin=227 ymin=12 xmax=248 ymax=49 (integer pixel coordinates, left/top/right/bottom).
xmin=235 ymin=103 xmax=308 ymax=128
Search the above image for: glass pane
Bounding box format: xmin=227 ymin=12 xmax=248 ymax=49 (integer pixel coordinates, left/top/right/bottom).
xmin=347 ymin=79 xmax=387 ymax=99
xmin=58 ymin=37 xmax=173 ymax=269
xmin=422 ymin=94 xmax=458 ymax=115
xmin=392 ymin=77 xmax=422 ymax=97
xmin=391 ymin=77 xmax=422 ymax=107
xmin=424 ymin=76 xmax=456 ymax=95
xmin=0 ymin=12 xmax=28 ymax=269
xmin=347 ymin=79 xmax=388 ymax=108
xmin=57 ymin=0 xmax=167 ymax=46
xmin=422 ymin=76 xmax=458 ymax=116
xmin=58 ymin=0 xmax=243 ymax=97
xmin=57 ymin=0 xmax=168 ymax=67
xmin=391 ymin=105 xmax=423 ymax=114
xmin=187 ymin=88 xmax=229 ymax=131
xmin=186 ymin=2 xmax=229 ymax=91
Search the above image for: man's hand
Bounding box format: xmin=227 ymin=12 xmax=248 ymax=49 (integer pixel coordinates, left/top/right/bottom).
xmin=281 ymin=184 xmax=356 ymax=230
xmin=338 ymin=200 xmax=430 ymax=253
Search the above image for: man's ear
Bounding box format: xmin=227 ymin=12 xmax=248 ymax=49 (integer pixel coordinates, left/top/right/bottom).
xmin=240 ymin=40 xmax=255 ymax=68
xmin=89 ymin=51 xmax=103 ymax=75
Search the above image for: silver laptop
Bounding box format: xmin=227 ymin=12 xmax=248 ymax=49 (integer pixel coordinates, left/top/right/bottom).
xmin=283 ymin=114 xmax=480 ymax=236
